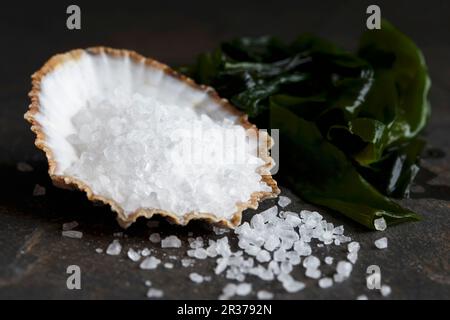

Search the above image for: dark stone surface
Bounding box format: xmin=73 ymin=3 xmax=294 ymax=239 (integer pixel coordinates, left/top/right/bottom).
xmin=0 ymin=0 xmax=449 ymax=299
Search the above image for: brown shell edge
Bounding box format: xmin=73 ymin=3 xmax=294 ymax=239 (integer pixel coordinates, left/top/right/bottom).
xmin=24 ymin=46 xmax=280 ymax=229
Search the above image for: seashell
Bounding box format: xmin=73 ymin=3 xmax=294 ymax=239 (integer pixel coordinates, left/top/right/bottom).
xmin=25 ymin=47 xmax=280 ymax=228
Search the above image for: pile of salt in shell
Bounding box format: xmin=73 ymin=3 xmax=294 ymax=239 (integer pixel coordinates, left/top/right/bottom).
xmin=95 ymin=193 xmax=391 ymax=300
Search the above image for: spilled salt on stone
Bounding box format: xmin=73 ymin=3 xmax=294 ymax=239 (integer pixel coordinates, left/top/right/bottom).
xmin=65 ymin=88 xmax=271 ymax=218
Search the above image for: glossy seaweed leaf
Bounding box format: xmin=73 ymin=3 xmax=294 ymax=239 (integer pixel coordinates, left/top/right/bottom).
xmin=181 ymin=20 xmax=429 ymax=229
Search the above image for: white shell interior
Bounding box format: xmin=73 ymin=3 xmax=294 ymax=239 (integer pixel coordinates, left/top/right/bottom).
xmin=36 ymin=51 xmax=238 ymax=174
xmin=34 ymin=50 xmax=272 ymax=220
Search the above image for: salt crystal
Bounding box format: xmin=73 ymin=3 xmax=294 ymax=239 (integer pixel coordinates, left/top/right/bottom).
xmin=279 ymin=275 xmax=305 ymax=293
xmin=278 ymin=196 xmax=291 ymax=208
xmin=145 ymin=280 xmax=152 ymax=286
xmin=333 ymin=225 xmax=344 ymax=235
xmin=273 ymin=248 xmax=286 ymax=262
xmin=357 ymin=295 xmax=368 ymax=300
xmin=214 ymin=258 xmax=228 ymax=274
xmin=280 ymin=261 xmax=293 ymax=274
xmin=17 ymin=162 xmax=33 ymax=172
xmin=318 ymin=277 xmax=333 ymax=288
xmin=263 ymin=235 xmax=280 ymax=251
xmin=235 ymin=283 xmax=252 ymax=296
xmin=260 ymin=206 xmax=278 ymax=222
xmin=140 ymin=256 xmax=161 ymax=270
xmin=193 ymin=248 xmax=208 ymax=259
xmin=286 ymin=251 xmax=301 ymax=265
xmin=380 ymin=285 xmax=391 ymax=297
xmin=347 ymin=252 xmax=358 ymax=264
xmin=33 ymin=184 xmax=46 ymax=196
xmin=62 ymin=221 xmax=79 ymax=231
xmin=149 ymin=233 xmax=161 ymax=243
xmin=141 ymin=248 xmax=151 ymax=256
xmin=303 ymin=256 xmax=320 ymax=269
xmin=164 ymin=262 xmax=174 ymax=269
xmin=324 ymin=256 xmax=334 ymax=265
xmin=250 ymin=214 xmax=265 ymax=230
xmin=113 ymin=232 xmax=123 ymax=238
xmin=336 ymin=261 xmax=353 ymax=277
xmin=333 ymin=273 xmax=345 ymax=283
xmin=62 ymin=230 xmax=83 ymax=239
xmin=245 ymin=245 xmax=261 ymax=256
xmin=294 ymin=241 xmax=312 ymax=256
xmin=257 ymin=290 xmax=274 ymax=300
xmin=127 ymin=248 xmax=141 ymax=262
xmin=374 ymin=217 xmax=387 ymax=231
xmin=189 ymin=272 xmax=204 ymax=283
xmin=181 ymin=258 xmax=194 ymax=267
xmin=305 ymin=268 xmax=321 ymax=279
xmin=213 ymin=226 xmax=229 ymax=235
xmin=348 ymin=241 xmax=360 ymax=253
xmin=161 ymin=235 xmax=181 ymax=248
xmin=146 ymin=288 xmax=163 ymax=298
xmin=374 ymin=237 xmax=388 ymax=249
xmin=95 ymin=248 xmax=103 ymax=253
xmin=220 ymin=283 xmax=237 ymax=299
xmin=256 ymin=250 xmax=271 ymax=263
xmin=106 ymin=239 xmax=122 ymax=255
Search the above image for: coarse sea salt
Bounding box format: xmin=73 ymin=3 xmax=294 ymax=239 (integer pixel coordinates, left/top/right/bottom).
xmin=380 ymin=284 xmax=392 ymax=297
xmin=374 ymin=217 xmax=387 ymax=231
xmin=374 ymin=237 xmax=388 ymax=249
xmin=140 ymin=256 xmax=161 ymax=270
xmin=65 ymin=88 xmax=271 ymax=219
xmin=146 ymin=288 xmax=164 ymax=298
xmin=318 ymin=277 xmax=333 ymax=288
xmin=62 ymin=230 xmax=83 ymax=239
xmin=257 ymin=290 xmax=274 ymax=300
xmin=278 ymin=196 xmax=291 ymax=208
xmin=161 ymin=235 xmax=182 ymax=248
xmin=106 ymin=239 xmax=122 ymax=255
xmin=189 ymin=272 xmax=204 ymax=283
xmin=127 ymin=248 xmax=141 ymax=262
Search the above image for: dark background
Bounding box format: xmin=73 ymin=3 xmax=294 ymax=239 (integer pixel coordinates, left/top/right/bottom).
xmin=0 ymin=0 xmax=448 ymax=299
